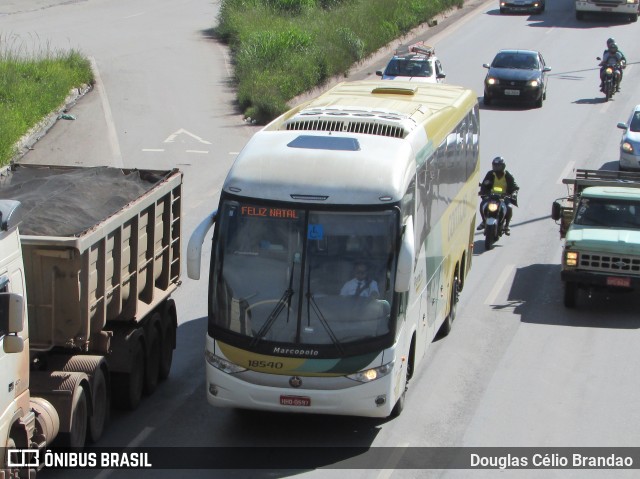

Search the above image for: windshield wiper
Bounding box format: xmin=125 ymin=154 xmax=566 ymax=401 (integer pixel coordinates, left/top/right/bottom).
xmin=250 ymin=260 xmax=296 ymax=347
xmin=306 ymin=291 xmax=344 ymax=356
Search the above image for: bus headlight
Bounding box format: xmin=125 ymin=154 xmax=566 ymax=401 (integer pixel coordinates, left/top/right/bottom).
xmin=205 ymin=350 xmax=247 ymax=374
xmin=346 ymin=362 xmax=393 ymax=383
xmin=565 ymin=251 xmax=579 ymax=267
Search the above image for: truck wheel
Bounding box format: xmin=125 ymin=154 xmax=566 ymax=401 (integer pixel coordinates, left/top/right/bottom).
xmin=59 ymin=386 xmax=88 ymax=450
xmin=144 ymin=324 xmax=161 ymax=395
xmin=564 ymin=282 xmax=577 ymax=308
xmin=112 ymin=341 xmax=145 ymax=410
xmin=88 ymin=367 xmax=109 ymax=444
xmin=159 ymin=308 xmax=175 ymax=381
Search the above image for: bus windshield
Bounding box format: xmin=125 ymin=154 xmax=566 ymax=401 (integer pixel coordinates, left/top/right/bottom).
xmin=210 ymin=200 xmax=398 ymax=352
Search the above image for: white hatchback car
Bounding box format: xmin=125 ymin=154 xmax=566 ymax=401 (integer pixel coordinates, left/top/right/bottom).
xmin=617 ymin=105 xmax=640 ymax=171
xmin=376 ymin=42 xmax=446 ymax=84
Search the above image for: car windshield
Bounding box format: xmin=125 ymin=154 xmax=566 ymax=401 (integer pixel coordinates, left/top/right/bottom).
xmin=630 ymin=111 xmax=640 ymax=133
xmin=574 ymin=198 xmax=640 ymax=229
xmin=492 ymin=52 xmax=539 ymax=70
xmin=384 ymin=58 xmax=432 ymax=77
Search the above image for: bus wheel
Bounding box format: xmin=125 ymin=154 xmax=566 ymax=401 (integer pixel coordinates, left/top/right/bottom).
xmin=390 ymin=382 xmax=406 ymax=418
xmin=437 ymin=277 xmax=458 ymax=338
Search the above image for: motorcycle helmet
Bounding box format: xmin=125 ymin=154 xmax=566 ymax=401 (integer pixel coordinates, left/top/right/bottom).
xmin=607 ymin=37 xmax=616 ymax=47
xmin=608 ymin=43 xmax=618 ymax=53
xmin=492 ymin=156 xmax=506 ymax=173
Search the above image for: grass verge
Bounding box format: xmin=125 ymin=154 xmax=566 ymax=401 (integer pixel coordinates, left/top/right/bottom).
xmin=0 ymin=37 xmax=94 ymax=166
xmin=215 ymin=0 xmax=464 ymax=124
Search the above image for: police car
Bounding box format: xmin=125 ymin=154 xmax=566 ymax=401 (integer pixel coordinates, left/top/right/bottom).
xmin=376 ymin=42 xmax=446 ymax=84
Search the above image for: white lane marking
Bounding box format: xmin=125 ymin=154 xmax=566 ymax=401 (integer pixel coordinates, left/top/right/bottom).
xmin=557 ymin=161 xmax=575 ymax=185
xmin=124 ymin=12 xmax=144 ymax=19
xmin=164 ymin=128 xmax=211 ymax=144
xmin=142 ymin=148 xmax=165 ymax=152
xmin=484 ymin=264 xmax=515 ymax=305
xmin=375 ymin=442 xmax=410 ymax=479
xmin=186 ymin=150 xmax=209 ymax=154
xmin=94 ymin=427 xmax=154 ymax=479
xmin=90 ymin=57 xmax=123 ymax=168
xmin=229 ymin=152 xmax=240 ymax=155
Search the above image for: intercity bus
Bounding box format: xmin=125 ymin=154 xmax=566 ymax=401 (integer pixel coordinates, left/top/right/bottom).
xmin=187 ymin=80 xmax=480 ymax=417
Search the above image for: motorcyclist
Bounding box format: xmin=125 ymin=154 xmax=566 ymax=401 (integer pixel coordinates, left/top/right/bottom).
xmin=476 ymin=157 xmax=519 ymax=235
xmin=599 ymin=42 xmax=625 ymax=92
xmin=604 ymin=38 xmax=627 ymax=64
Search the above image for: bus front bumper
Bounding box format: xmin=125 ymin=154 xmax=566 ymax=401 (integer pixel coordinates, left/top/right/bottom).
xmin=205 ymin=363 xmax=399 ymax=418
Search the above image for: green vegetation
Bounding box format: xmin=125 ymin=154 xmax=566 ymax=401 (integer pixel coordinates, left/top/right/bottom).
xmin=0 ymin=40 xmax=93 ymax=165
xmin=216 ymin=0 xmax=464 ymax=123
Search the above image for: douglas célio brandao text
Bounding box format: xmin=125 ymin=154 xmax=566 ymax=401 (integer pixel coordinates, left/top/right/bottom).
xmin=470 ymin=453 xmax=634 ymax=469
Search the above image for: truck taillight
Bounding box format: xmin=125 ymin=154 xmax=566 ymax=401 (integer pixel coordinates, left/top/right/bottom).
xmin=566 ymin=251 xmax=579 ymax=267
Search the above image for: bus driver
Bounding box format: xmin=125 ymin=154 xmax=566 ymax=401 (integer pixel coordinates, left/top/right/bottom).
xmin=340 ymin=261 xmax=380 ymax=299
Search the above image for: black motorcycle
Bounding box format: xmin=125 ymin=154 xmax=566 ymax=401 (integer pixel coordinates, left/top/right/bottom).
xmin=597 ymin=57 xmax=622 ymax=101
xmin=480 ymin=187 xmax=512 ymax=250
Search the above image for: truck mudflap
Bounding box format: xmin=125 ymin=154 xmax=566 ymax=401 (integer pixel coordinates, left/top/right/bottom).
xmin=561 ymin=270 xmax=639 ymax=289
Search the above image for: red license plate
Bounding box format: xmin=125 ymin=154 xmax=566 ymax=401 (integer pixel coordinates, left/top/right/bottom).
xmin=607 ymin=276 xmax=631 ymax=287
xmin=280 ymin=395 xmax=311 ymax=407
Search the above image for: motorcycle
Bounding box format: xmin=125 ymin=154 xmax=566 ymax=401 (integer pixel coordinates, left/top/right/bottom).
xmin=597 ymin=57 xmax=622 ymax=101
xmin=480 ymin=186 xmax=513 ymax=251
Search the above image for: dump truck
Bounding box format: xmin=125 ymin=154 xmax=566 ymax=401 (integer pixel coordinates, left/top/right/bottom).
xmin=1 ymin=164 xmax=182 ymax=475
xmin=552 ymin=169 xmax=640 ymax=308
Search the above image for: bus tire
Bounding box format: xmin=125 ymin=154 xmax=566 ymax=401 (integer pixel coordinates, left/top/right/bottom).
xmin=437 ymin=277 xmax=458 ymax=338
xmin=390 ymin=386 xmax=406 ymax=418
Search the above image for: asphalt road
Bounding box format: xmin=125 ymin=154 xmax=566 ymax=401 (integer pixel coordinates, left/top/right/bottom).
xmin=2 ymin=0 xmax=640 ymax=478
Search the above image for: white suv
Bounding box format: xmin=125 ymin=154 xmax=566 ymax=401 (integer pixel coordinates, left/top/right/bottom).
xmin=376 ymin=42 xmax=446 ymax=84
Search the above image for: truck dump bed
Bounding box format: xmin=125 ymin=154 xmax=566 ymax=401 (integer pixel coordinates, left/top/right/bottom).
xmin=0 ymin=164 xmax=182 ymax=352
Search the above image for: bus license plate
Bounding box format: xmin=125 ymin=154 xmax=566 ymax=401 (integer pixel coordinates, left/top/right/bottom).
xmin=504 ymin=89 xmax=520 ymax=96
xmin=280 ymin=395 xmax=311 ymax=407
xmin=607 ymin=276 xmax=630 ymax=287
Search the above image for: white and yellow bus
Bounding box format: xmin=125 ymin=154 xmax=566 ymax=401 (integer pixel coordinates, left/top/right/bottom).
xmin=188 ymin=80 xmax=480 ymax=417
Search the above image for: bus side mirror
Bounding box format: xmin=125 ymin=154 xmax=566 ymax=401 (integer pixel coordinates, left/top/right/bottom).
xmin=187 ymin=211 xmax=217 ymax=280
xmin=551 ymin=201 xmax=561 ymax=221
xmin=395 ymin=219 xmax=415 ymax=293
